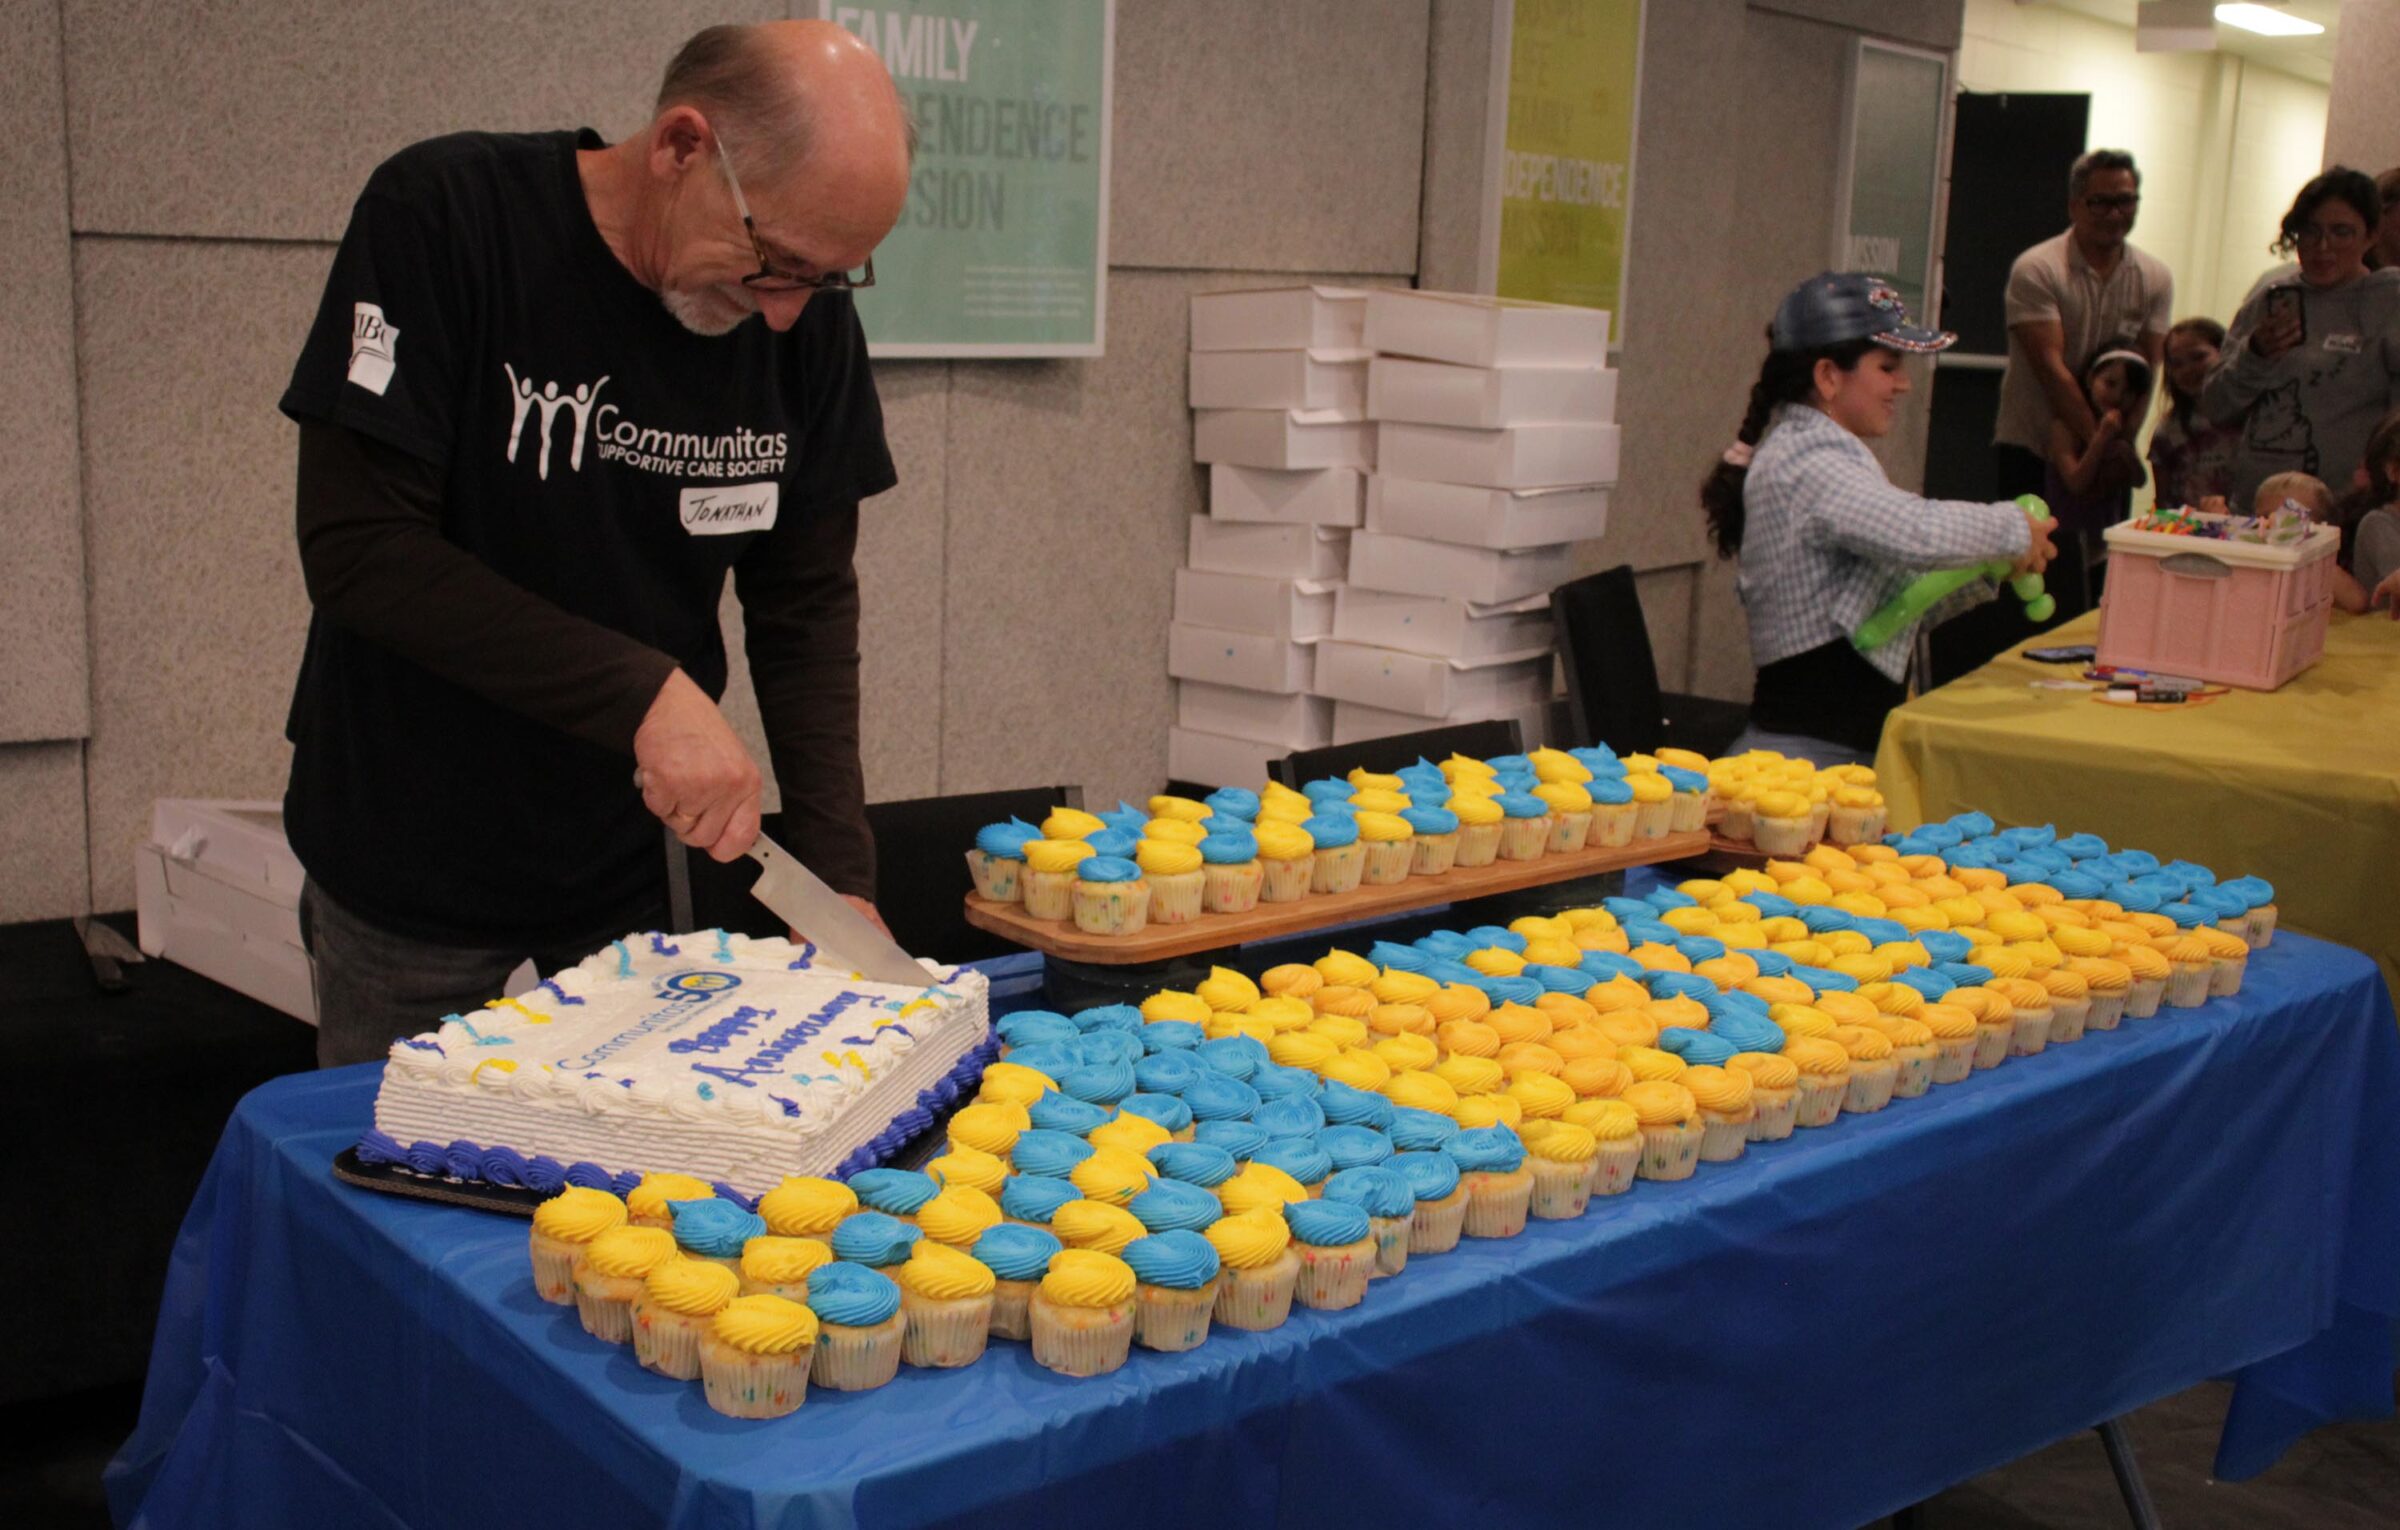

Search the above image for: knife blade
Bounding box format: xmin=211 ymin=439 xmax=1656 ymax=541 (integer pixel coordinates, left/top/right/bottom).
xmin=745 ymin=831 xmax=929 ymax=986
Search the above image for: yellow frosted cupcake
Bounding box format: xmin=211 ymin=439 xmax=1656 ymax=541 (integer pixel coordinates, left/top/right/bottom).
xmin=1070 ymin=1146 xmax=1157 ymax=1207
xmin=1206 ymin=1208 xmax=1301 ymax=1330
xmin=1051 ymin=1198 xmax=1148 ymax=1257
xmin=1915 ymin=1003 xmax=1980 ymax=1084
xmin=1045 ymin=806 xmax=1107 ymax=838
xmin=1681 ymin=1066 xmax=1756 ymax=1161
xmin=1883 ymin=1017 xmax=1938 ymax=1098
xmin=572 ymin=1224 xmax=677 ymax=1344
xmin=1561 ymin=1099 xmax=1642 ymax=1193
xmin=2116 ymin=943 xmax=2170 ymax=1018
xmin=1991 ymin=977 xmax=2055 ymax=1054
xmin=1518 ymin=1119 xmax=1600 ymax=1218
xmin=625 ymin=1172 xmax=712 ymax=1231
xmin=1624 ymin=1080 xmax=1702 ymax=1180
xmin=2068 ymin=956 xmax=2134 ymax=1031
xmin=918 ymin=1184 xmax=1005 ymax=1249
xmin=1354 ymin=810 xmax=1417 ymax=886
xmin=1827 ymin=785 xmax=1887 ymax=846
xmin=738 ymin=1235 xmax=834 ymax=1302
xmin=1533 ymin=781 xmax=1595 ymax=853
xmin=699 ymin=1294 xmax=818 ymax=1419
xmin=945 ymin=1102 xmax=1028 ymax=1163
xmin=1749 ymin=788 xmax=1813 ymax=857
xmin=632 ymin=1257 xmax=740 ymax=1381
xmin=896 ymin=1241 xmax=997 ymax=1368
xmin=2038 ymin=968 xmax=2091 ymax=1043
xmin=1628 ymin=771 xmax=1676 ymax=840
xmin=1021 ymin=837 xmax=1096 ymax=920
xmin=1030 ymin=1249 xmax=1139 ymax=1376
xmin=1253 ymin=818 xmax=1317 ymax=903
xmin=1727 ymin=1052 xmax=1801 ymax=1141
xmin=1145 ymin=816 xmax=1207 ymax=846
xmin=1783 ymin=1036 xmax=1852 ymax=1126
xmin=1449 ymin=790 xmax=1506 ymax=867
xmin=1833 ymin=1025 xmax=1898 ymax=1113
xmin=1071 ymin=856 xmax=1151 ymax=935
xmin=1946 ymin=986 xmax=2016 ymax=1069
xmin=1135 ymin=837 xmax=1205 ymax=925
xmin=1218 ymin=1161 xmax=1309 ymax=1219
xmin=2200 ymin=926 xmax=2249 ymax=997
xmin=2164 ymin=935 xmax=2215 ymax=1008
xmin=528 ymin=1185 xmax=627 ymax=1304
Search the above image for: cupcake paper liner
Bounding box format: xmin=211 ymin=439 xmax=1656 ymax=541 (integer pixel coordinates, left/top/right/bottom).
xmin=1310 ymin=842 xmax=1367 ymax=895
xmin=1792 ymin=1073 xmax=1849 ymax=1127
xmin=574 ymin=1276 xmax=641 ymax=1345
xmin=2083 ymin=992 xmax=2128 ymax=1032
xmin=1634 ymin=800 xmax=1676 ymax=841
xmin=1366 ymin=1215 xmax=1411 ymax=1277
xmin=1021 ymin=868 xmax=1077 ymax=921
xmin=1029 ymin=1296 xmax=1135 ymax=1377
xmin=1361 ymin=840 xmax=1415 ymax=886
xmin=1260 ymin=856 xmax=1315 ymax=903
xmin=1750 ymin=818 xmax=1810 ymax=856
xmin=1498 ymin=817 xmax=1552 ymax=862
xmin=1890 ymin=1047 xmax=1936 ymax=1099
xmin=1669 ymin=794 xmax=1709 ymax=833
xmin=1410 ymin=833 xmax=1460 ymax=877
xmin=2246 ymin=907 xmax=2278 ymax=948
xmin=1745 ymin=1088 xmax=1800 ymax=1141
xmin=631 ymin=1301 xmax=711 ymax=1381
xmin=2209 ymin=958 xmax=2246 ymax=998
xmin=2125 ymin=978 xmax=2166 ymax=1019
xmin=2048 ymin=999 xmax=2090 ymax=1044
xmin=1294 ymin=1240 xmax=1374 ymax=1310
xmin=527 ymin=1231 xmax=583 ymax=1306
xmin=1528 ymin=1157 xmax=1594 ymax=1218
xmin=1462 ymin=1169 xmax=1533 ymax=1236
xmin=699 ymin=1333 xmax=809 ymax=1419
xmin=1455 ymin=823 xmax=1505 ymax=867
xmin=902 ymin=1293 xmax=995 ymax=1368
xmin=1638 ymin=1121 xmax=1702 ymax=1181
xmin=1409 ymin=1189 xmax=1470 ymax=1253
xmin=1697 ymin=1110 xmax=1752 ymax=1162
xmin=1842 ymin=1062 xmax=1897 ymax=1115
xmin=1147 ymin=871 xmax=1204 ymax=925
xmin=1073 ymin=881 xmax=1150 ymax=935
xmin=1971 ymin=1021 xmax=2014 ymax=1070
xmin=1202 ymin=862 xmax=1264 ymax=913
xmin=1134 ymin=1281 xmax=1219 ymax=1352
xmin=811 ymin=1315 xmax=906 ymax=1391
xmin=1213 ymin=1254 xmax=1300 ymax=1331
xmin=1590 ymin=1138 xmax=1642 ymax=1194
xmin=2008 ymin=1012 xmax=2054 ymax=1056
xmin=2166 ymin=964 xmax=2213 ymax=1009
xmin=988 ymin=1279 xmax=1036 ymax=1342
xmin=1930 ymin=1039 xmax=1978 ymax=1085
xmin=966 ymin=849 xmax=1022 ymax=904
xmin=1544 ymin=813 xmax=1593 ymax=855
xmin=1592 ymin=806 xmax=1638 ymax=848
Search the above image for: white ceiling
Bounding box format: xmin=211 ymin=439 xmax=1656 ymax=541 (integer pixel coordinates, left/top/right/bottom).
xmin=2041 ymin=0 xmax=2341 ymax=83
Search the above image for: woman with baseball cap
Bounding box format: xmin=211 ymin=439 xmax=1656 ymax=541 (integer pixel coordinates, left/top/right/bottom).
xmin=1700 ymin=271 xmax=2059 ymax=766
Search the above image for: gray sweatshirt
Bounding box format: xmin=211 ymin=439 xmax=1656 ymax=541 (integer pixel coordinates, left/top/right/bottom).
xmin=2202 ymin=268 xmax=2400 ymax=511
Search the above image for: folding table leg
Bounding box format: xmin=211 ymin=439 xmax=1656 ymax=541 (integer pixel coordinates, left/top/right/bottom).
xmin=2095 ymin=1416 xmax=2163 ymax=1530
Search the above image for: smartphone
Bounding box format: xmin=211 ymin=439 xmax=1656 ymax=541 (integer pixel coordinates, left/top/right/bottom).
xmin=2025 ymin=644 xmax=2095 ymax=664
xmin=2265 ymin=284 xmax=2305 ymax=346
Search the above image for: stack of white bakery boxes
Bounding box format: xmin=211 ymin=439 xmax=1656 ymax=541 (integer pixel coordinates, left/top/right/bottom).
xmin=1170 ymin=285 xmax=1372 ymax=785
xmin=1322 ymin=290 xmax=1616 ymax=748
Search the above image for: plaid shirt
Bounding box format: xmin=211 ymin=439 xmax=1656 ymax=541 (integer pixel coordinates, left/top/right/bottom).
xmin=1739 ymin=404 xmax=2034 ymax=682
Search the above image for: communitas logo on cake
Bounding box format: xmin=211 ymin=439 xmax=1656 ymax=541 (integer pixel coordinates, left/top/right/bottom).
xmin=661 ymin=971 xmax=742 ymax=998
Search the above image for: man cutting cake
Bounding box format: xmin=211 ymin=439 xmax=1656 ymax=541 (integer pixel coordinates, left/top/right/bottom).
xmin=278 ymin=21 xmax=910 ymax=1066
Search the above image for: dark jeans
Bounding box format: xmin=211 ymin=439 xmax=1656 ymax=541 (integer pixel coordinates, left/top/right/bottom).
xmin=299 ymin=882 xmax=664 ymax=1068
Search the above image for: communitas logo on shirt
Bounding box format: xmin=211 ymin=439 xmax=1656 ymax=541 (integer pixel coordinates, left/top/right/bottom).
xmin=499 ymin=362 xmax=789 ymax=484
xmin=348 ymin=303 xmax=398 ymax=395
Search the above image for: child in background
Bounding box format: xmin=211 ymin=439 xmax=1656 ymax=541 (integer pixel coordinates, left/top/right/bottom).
xmin=2326 ymin=408 xmax=2400 ymax=613
xmin=2044 ymin=348 xmax=2153 ymax=608
xmin=2147 ymin=318 xmax=2239 ymax=508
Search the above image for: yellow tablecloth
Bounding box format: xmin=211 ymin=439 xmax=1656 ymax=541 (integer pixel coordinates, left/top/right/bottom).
xmin=1878 ymin=608 xmax=2400 ymax=1002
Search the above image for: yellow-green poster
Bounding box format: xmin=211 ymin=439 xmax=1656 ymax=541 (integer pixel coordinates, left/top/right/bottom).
xmin=1488 ymin=0 xmax=1644 ymax=324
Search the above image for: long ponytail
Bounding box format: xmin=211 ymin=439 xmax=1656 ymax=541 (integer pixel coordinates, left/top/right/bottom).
xmin=1701 ymin=331 xmax=1874 ymax=557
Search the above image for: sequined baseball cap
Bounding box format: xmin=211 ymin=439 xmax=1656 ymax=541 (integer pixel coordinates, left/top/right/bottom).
xmin=1771 ymin=272 xmax=1955 ymax=354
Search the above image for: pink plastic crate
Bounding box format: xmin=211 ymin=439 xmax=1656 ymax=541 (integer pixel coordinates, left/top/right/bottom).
xmin=2096 ymin=517 xmax=2338 ymax=690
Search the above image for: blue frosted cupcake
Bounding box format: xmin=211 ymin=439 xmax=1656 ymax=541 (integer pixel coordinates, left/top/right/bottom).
xmin=1199 ymin=825 xmax=1265 ymax=914
xmin=1124 ymin=1229 xmax=1223 ymax=1352
xmin=846 ymin=1168 xmax=938 ymax=1225
xmin=1283 ymin=1198 xmax=1376 ymax=1311
xmin=1322 ymin=1165 xmax=1416 ymax=1278
xmin=1009 ymin=1129 xmax=1095 ymax=1179
xmin=1303 ymin=812 xmax=1365 ymax=894
xmin=1192 ymin=1119 xmax=1271 ymax=1162
xmin=998 ymin=1173 xmax=1083 ymax=1230
xmin=1119 ymin=1091 xmax=1197 ymax=1141
xmin=971 ymin=1223 xmax=1063 ymax=1341
xmin=1072 ymin=855 xmax=1151 ymax=936
xmin=1495 ymin=790 xmax=1552 ymax=861
xmin=1147 ymin=1141 xmax=1239 ymax=1191
xmin=829 ymin=1211 xmax=923 ymax=1269
xmin=1252 ymin=1134 xmax=1334 ymax=1196
xmin=804 ymin=1261 xmax=906 ymax=1391
xmin=968 ymin=817 xmax=1040 ymax=902
xmin=668 ymin=1197 xmax=767 ymax=1276
xmin=1390 ymin=1149 xmax=1468 ymax=1254
xmin=1130 ymin=1178 xmax=1223 ymax=1235
xmin=1449 ymin=1126 xmax=1532 ymax=1239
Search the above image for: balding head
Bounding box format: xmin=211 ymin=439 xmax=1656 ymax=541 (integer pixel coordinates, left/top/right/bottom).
xmin=657 ymin=20 xmax=912 ymax=230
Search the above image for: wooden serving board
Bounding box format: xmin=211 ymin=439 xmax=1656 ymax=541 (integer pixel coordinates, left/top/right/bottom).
xmin=963 ymin=829 xmax=1714 ymax=964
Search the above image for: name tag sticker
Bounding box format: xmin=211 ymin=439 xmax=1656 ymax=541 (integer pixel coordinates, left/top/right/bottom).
xmin=679 ymin=482 xmax=779 ymax=535
xmin=2324 ymin=332 xmax=2362 ymax=354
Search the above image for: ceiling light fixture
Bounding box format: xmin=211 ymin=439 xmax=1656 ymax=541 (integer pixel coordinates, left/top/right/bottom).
xmin=2213 ymin=4 xmax=2326 ymax=37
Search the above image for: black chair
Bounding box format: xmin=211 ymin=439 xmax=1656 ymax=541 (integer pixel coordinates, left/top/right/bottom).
xmin=682 ymin=785 xmax=1083 ymax=962
xmin=1272 ymin=719 xmax=1524 ymax=787
xmin=1550 ymin=564 xmax=1749 ymax=757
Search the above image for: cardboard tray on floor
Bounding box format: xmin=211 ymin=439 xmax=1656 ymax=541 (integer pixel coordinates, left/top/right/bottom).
xmin=963 ymin=829 xmax=1713 ymax=965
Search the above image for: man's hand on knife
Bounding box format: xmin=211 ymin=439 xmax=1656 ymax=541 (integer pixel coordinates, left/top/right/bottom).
xmin=632 ymin=669 xmax=762 ymax=863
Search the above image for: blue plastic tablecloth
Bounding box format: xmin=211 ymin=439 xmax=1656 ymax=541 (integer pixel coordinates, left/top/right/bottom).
xmin=107 ymin=934 xmax=2400 ymax=1530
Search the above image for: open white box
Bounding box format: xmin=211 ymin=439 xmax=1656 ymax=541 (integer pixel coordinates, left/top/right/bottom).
xmin=1377 ymin=420 xmax=1618 ymax=490
xmin=1190 ymin=285 xmax=1370 ymax=351
xmin=1168 ymin=727 xmax=1285 ymax=789
xmin=1190 ymin=349 xmax=1368 ymax=415
xmin=1209 ymin=464 xmax=1365 ymax=527
xmin=1332 ymin=697 xmax=1556 ymax=750
xmin=1176 ymin=681 xmax=1335 ymax=748
xmin=134 ymin=800 xmax=316 ymax=1024
xmin=1194 ymin=408 xmax=1375 ymax=470
xmin=1167 ymin=623 xmax=1318 ymax=694
xmin=1172 ymin=568 xmax=1336 ymax=641
xmin=1312 ymin=639 xmax=1554 ymax=718
xmin=1347 ymin=529 xmax=1575 ymax=604
xmin=1368 ymin=356 xmax=1617 ymax=429
xmin=1188 ymin=516 xmax=1350 ymax=580
xmin=1365 ymin=476 xmax=1608 ymax=549
xmin=1363 ymin=289 xmax=1610 ymax=367
xmin=1333 ymin=586 xmax=1552 ymax=659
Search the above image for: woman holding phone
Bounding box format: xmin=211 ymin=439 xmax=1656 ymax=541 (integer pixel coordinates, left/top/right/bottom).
xmin=2203 ymin=167 xmax=2400 ymax=509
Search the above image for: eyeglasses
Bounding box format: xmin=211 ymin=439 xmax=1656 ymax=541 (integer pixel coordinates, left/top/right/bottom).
xmin=2295 ymin=223 xmax=2367 ymax=248
xmin=2082 ymin=193 xmax=2140 ymax=213
xmin=709 ymin=128 xmax=876 ymax=293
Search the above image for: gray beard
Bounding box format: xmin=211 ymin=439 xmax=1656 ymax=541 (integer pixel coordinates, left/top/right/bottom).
xmin=662 ymin=284 xmax=758 ymax=337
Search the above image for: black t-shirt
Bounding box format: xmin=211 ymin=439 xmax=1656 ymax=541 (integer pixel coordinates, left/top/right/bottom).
xmin=280 ymin=130 xmax=895 ymax=945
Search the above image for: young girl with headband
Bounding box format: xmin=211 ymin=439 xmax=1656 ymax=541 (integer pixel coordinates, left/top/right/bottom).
xmin=1699 ymin=272 xmax=2058 ymax=766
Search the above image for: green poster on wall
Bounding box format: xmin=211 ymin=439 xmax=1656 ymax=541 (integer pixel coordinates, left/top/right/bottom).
xmin=820 ymin=1 xmax=1113 ymax=357
xmin=1836 ymin=39 xmax=1950 ymax=323
xmin=1488 ymin=0 xmax=1644 ymax=327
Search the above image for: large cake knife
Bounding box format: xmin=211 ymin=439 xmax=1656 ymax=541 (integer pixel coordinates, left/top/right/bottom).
xmin=744 ymin=831 xmax=930 ymax=987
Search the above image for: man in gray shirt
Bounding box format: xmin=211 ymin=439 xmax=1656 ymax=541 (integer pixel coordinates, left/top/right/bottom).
xmin=1994 ymin=149 xmax=2174 ymax=503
